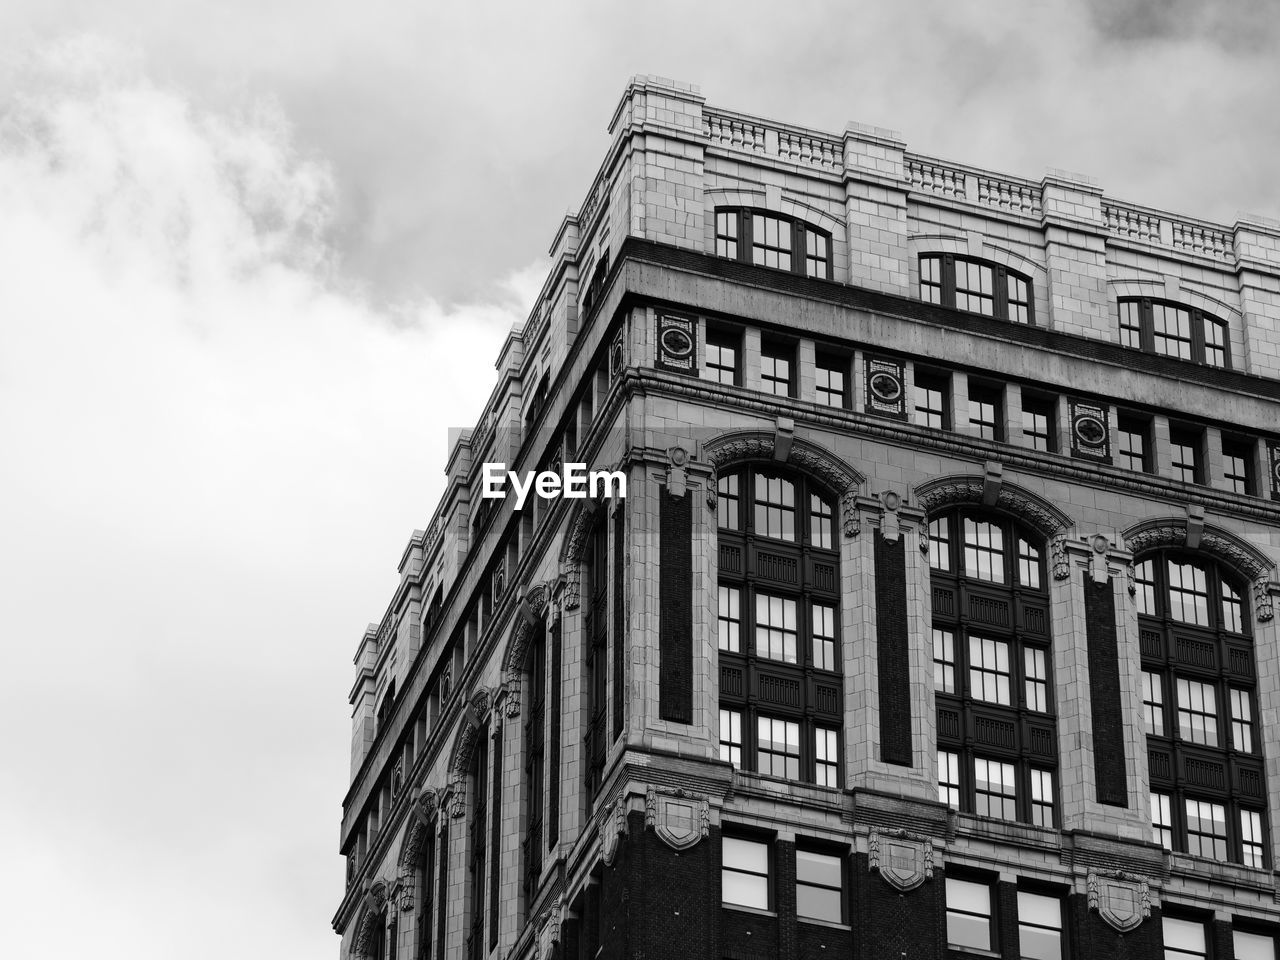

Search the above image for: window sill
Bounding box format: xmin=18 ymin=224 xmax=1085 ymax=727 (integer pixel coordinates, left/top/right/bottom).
xmin=722 ymin=904 xmax=778 ymax=919
xmin=798 ymin=916 xmax=850 ymax=931
xmin=947 ymin=947 xmax=1000 ymax=959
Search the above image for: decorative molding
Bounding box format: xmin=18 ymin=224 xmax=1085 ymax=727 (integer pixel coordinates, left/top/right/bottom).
xmin=397 ymin=788 xmax=439 ymax=869
xmin=667 ymin=445 xmax=690 ymax=498
xmin=915 ymin=474 xmax=1072 ymax=538
xmin=1256 ymin=576 xmax=1275 ymax=623
xmin=560 ymin=501 xmax=601 ymax=610
xmin=601 ymin=799 xmax=630 ymax=866
xmin=644 ymin=788 xmax=710 ymax=851
xmin=868 ymin=830 xmax=934 ymax=892
xmin=1050 ymin=535 xmax=1070 ymax=581
xmin=534 ymin=896 xmax=563 ymax=960
xmin=1087 ymin=871 xmax=1151 ymax=933
xmin=880 ymin=490 xmax=902 ymax=543
xmin=841 ymin=489 xmax=861 ymax=540
xmin=352 ymin=880 xmax=389 ymax=957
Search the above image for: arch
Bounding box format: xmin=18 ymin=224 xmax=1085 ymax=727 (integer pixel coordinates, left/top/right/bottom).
xmin=1123 ymin=518 xmax=1275 ymax=622
xmin=915 ymin=474 xmax=1072 ymax=540
xmin=501 ymin=581 xmax=555 ymax=677
xmin=397 ymin=787 xmax=439 ymax=869
xmin=443 ymin=689 xmax=494 ymax=817
xmin=908 ymin=233 xmax=1048 ymax=291
xmin=1107 ymin=278 xmax=1243 ymax=328
xmin=351 ymin=880 xmax=389 ymax=958
xmin=558 ymin=496 xmax=605 ymax=610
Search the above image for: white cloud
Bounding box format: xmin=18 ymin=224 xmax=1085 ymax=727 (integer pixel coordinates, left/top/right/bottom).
xmin=0 ymin=37 xmax=542 ymax=959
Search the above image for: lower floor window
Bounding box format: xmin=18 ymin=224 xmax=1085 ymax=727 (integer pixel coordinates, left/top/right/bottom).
xmin=795 ymin=848 xmax=843 ymax=923
xmin=1017 ymin=890 xmax=1063 ymax=960
xmin=722 ymin=836 xmax=769 ymax=910
xmin=1235 ymin=929 xmax=1279 ymax=960
xmin=946 ymin=877 xmax=993 ymax=951
xmin=1164 ymin=916 xmax=1207 ymax=960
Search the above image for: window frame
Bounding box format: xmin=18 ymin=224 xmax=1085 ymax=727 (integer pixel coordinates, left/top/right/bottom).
xmin=759 ymin=336 xmax=797 ymax=399
xmin=721 ymin=833 xmax=773 ymax=912
xmin=1169 ymin=424 xmax=1206 ymax=485
xmin=968 ymin=381 xmax=1005 ymax=442
xmin=795 ymin=844 xmax=846 ymax=925
xmin=705 ymin=324 xmax=743 ymax=387
xmin=1117 ymin=297 xmax=1231 ymax=369
xmin=714 ymin=207 xmax=833 ymax=279
xmin=1117 ymin=411 xmax=1154 ymax=474
xmin=1016 ymin=887 xmax=1065 ymax=960
xmin=1021 ymin=392 xmax=1057 ymax=453
xmin=946 ymin=875 xmax=996 ymax=952
xmin=914 ymin=367 xmax=952 ymax=430
xmin=918 ymin=253 xmax=1035 ymax=324
xmin=1223 ymin=436 xmax=1257 ymax=496
xmin=814 ymin=349 xmax=850 ymax=409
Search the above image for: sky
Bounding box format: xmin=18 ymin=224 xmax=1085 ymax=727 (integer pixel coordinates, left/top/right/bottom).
xmin=0 ymin=3 xmax=1277 ymax=958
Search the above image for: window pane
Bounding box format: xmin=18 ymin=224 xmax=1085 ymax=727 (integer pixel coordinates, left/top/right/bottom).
xmin=1018 ymin=891 xmax=1062 ymax=960
xmin=718 ymin=586 xmax=741 ymax=653
xmin=947 ymin=878 xmax=992 ymax=950
xmin=756 ymin=594 xmax=798 ymax=663
xmin=722 ymin=870 xmax=768 ymax=910
xmin=963 ymin=518 xmax=1005 ymax=583
xmin=796 ymin=849 xmax=841 ymax=887
xmin=1163 ymin=917 xmax=1206 ymax=960
xmin=1235 ymin=930 xmax=1277 ymax=960
xmin=723 ymin=836 xmax=768 ymax=873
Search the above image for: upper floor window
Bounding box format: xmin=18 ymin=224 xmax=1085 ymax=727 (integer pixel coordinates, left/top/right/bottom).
xmin=1118 ymin=298 xmax=1229 ymax=369
xmin=1117 ymin=412 xmax=1153 ymax=473
xmin=919 ymin=254 xmax=1034 ymax=324
xmin=969 ymin=382 xmax=1005 ymax=442
xmin=1021 ymin=393 xmax=1057 ymax=453
xmin=717 ymin=468 xmax=841 ymax=787
xmin=1137 ymin=550 xmax=1267 ymax=868
xmin=914 ymin=368 xmax=951 ymax=430
xmin=796 ymin=847 xmax=844 ymax=923
xmin=722 ymin=835 xmax=770 ymax=910
xmin=760 ymin=338 xmax=795 ymax=398
xmin=705 ymin=325 xmax=741 ymax=386
xmin=930 ymin=510 xmax=1056 ymax=826
xmin=1169 ymin=425 xmax=1205 ymax=485
xmin=715 ymin=207 xmax=832 ymax=279
xmin=815 ymin=351 xmax=849 ymax=409
xmin=1223 ymin=437 xmax=1257 ymax=496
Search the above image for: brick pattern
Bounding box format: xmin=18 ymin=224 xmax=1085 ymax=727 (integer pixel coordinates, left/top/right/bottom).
xmin=659 ymin=487 xmax=693 ymax=723
xmin=1084 ymin=576 xmax=1129 ymax=807
xmin=875 ymin=533 xmax=913 ymax=766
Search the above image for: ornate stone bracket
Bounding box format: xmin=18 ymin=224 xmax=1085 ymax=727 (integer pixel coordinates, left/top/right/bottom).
xmin=601 ymin=798 xmax=630 ymax=866
xmin=880 ymin=490 xmax=902 ymax=542
xmin=534 ymin=896 xmax=564 ymax=960
xmin=1058 ymin=534 xmax=1130 ymax=585
xmin=645 ymin=788 xmax=710 ymax=851
xmin=1087 ymin=871 xmax=1151 ymax=933
xmin=667 ymin=445 xmax=690 ymax=498
xmin=868 ymin=830 xmax=934 ymax=892
xmin=1051 ymin=535 xmax=1070 ymax=581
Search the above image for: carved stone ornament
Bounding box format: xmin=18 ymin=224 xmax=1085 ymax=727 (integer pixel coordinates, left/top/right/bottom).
xmin=703 ymin=431 xmax=865 ymax=501
xmin=841 ymin=489 xmax=860 ymax=539
xmin=560 ymin=501 xmax=601 ymax=610
xmin=353 ymin=880 xmax=390 ymax=956
xmin=397 ymin=872 xmax=414 ymax=912
xmin=1050 ymin=535 xmax=1070 ymax=581
xmin=916 ymin=476 xmax=1071 ymax=540
xmin=644 ymin=788 xmax=710 ymax=852
xmin=501 ymin=676 xmax=522 ymax=718
xmin=868 ymin=830 xmax=934 ymax=892
xmin=880 ymin=490 xmax=902 ymax=543
xmin=1127 ymin=562 xmax=1137 ymax=597
xmin=398 ymin=788 xmax=439 ymax=870
xmin=535 ymin=897 xmax=563 ymax=960
xmin=446 ymin=779 xmax=466 ymax=819
xmin=1256 ymin=576 xmax=1274 ymax=623
xmin=667 ymin=445 xmax=689 ymax=498
xmin=601 ymin=799 xmax=629 ymax=866
xmin=1087 ymin=871 xmax=1151 ymax=933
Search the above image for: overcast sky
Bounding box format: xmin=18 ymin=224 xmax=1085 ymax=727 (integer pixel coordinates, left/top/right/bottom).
xmin=1 ymin=3 xmax=1277 ymax=958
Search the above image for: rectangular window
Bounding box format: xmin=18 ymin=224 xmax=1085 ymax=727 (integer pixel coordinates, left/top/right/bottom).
xmin=722 ymin=836 xmax=769 ymax=910
xmin=963 ymin=518 xmax=1006 ymax=583
xmin=1232 ymin=689 xmax=1254 ymax=753
xmin=815 ymin=353 xmax=848 ymax=408
xmin=811 ymin=602 xmax=837 ymax=671
xmin=973 ymin=756 xmax=1017 ymax=820
xmin=714 ymin=210 xmax=738 ymax=260
xmin=1018 ymin=538 xmax=1042 ymax=589
xmin=1022 ymin=394 xmax=1056 ymax=452
xmin=1117 ymin=413 xmax=1152 ymax=473
xmin=938 ymin=750 xmax=961 ymax=808
xmin=1203 ymin=317 xmax=1228 ymax=368
xmin=1235 ymin=930 xmax=1278 ymax=960
xmin=955 ymin=259 xmax=995 ymax=316
xmin=1170 ymin=426 xmax=1203 ymax=484
xmin=970 ymin=636 xmax=1011 ymax=705
xmin=753 ymin=475 xmax=796 ymax=542
xmin=1143 ymin=671 xmax=1166 ymax=736
xmin=1168 ymin=560 xmax=1210 ymax=626
xmin=1223 ymin=580 xmax=1245 ymax=633
xmin=914 ymin=369 xmax=950 ymax=429
xmin=757 ymin=716 xmax=800 ymax=779
xmin=718 ymin=474 xmax=740 ymax=530
xmin=1164 ymin=917 xmax=1207 ymax=960
xmin=706 ymin=328 xmax=740 ymax=386
xmin=796 ymin=848 xmax=843 ymax=923
xmin=1134 ymin=559 xmax=1157 ymax=616
xmin=946 ymin=877 xmax=993 ymax=951
xmin=804 ymin=231 xmax=829 ymax=279
xmin=920 ymin=255 xmax=943 ymax=304
xmin=1241 ymin=809 xmax=1266 ymax=869
xmin=929 ymin=517 xmax=951 ymax=571
xmin=719 ymin=708 xmax=742 ymax=768
xmin=760 ymin=339 xmax=794 ymax=397
xmin=751 ymin=213 xmax=792 ymax=271
xmin=1152 ymin=792 xmax=1174 ymax=848
xmin=809 ymin=494 xmax=834 ymax=550
xmin=755 ymin=594 xmax=798 ymax=663
xmin=1176 ymin=678 xmax=1218 ymax=746
xmin=1224 ymin=438 xmax=1255 ymax=495
xmin=1030 ymin=769 xmax=1055 ymax=828
xmin=1007 ymin=273 xmax=1031 ymax=324
xmin=1017 ymin=890 xmax=1063 ymax=960
xmin=718 ymin=586 xmax=741 ymax=653
xmin=933 ymin=627 xmax=956 ymax=694
xmin=1024 ymin=647 xmax=1049 ymax=712
xmin=814 ymin=728 xmax=839 ymax=787
xmin=1185 ymin=798 xmax=1227 ymax=860
xmin=969 ymin=382 xmax=1004 ymax=441
xmin=1152 ymin=303 xmax=1193 ymax=360
xmin=1119 ymin=301 xmax=1143 ymax=349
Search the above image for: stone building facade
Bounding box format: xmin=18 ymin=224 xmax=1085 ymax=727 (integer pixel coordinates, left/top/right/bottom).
xmin=334 ymin=77 xmax=1280 ymax=960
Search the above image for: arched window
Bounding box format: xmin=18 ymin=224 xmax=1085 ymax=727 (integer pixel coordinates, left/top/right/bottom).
xmin=522 ymin=621 xmax=546 ymax=903
xmin=928 ymin=509 xmax=1058 ymax=825
xmin=715 ymin=467 xmax=842 ymax=785
xmin=1135 ymin=551 xmax=1266 ymax=866
xmin=1118 ymin=298 xmax=1229 ymax=368
xmin=714 ymin=207 xmax=832 ymax=279
xmin=466 ymin=727 xmax=489 ymax=960
xmin=919 ymin=254 xmax=1034 ymax=324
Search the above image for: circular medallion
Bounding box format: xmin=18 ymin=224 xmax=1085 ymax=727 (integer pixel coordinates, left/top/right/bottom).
xmin=1074 ymin=415 xmax=1106 ymax=446
xmin=869 ymin=372 xmax=902 ymax=403
xmin=610 ymin=341 xmax=624 ymax=375
xmin=660 ymin=327 xmax=693 ymax=359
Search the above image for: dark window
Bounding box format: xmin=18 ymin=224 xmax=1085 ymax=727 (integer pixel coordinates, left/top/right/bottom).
xmin=796 ymin=848 xmax=843 ymax=923
xmin=417 ymin=829 xmax=436 ymax=960
xmin=718 ymin=468 xmax=841 ymax=786
xmin=705 ymin=326 xmax=741 ymax=386
xmin=1169 ymin=425 xmax=1204 ymax=484
xmin=815 ymin=351 xmax=848 ymax=408
xmin=930 ymin=509 xmax=1056 ymax=826
xmin=1022 ymin=394 xmax=1056 ymax=452
xmin=1223 ymin=437 xmax=1256 ymax=495
xmin=918 ymin=254 xmax=1034 ymax=323
xmin=722 ymin=835 xmax=770 ymax=909
xmin=969 ymin=382 xmax=1004 ymax=442
xmin=1117 ymin=412 xmax=1153 ymax=473
xmin=947 ymin=877 xmax=994 ymax=951
xmin=522 ymin=623 xmax=546 ymax=901
xmin=714 ymin=207 xmax=833 ymax=279
xmin=760 ymin=338 xmax=795 ymax=398
xmin=584 ymin=517 xmax=609 ymax=796
xmin=1117 ymin=298 xmax=1230 ymax=369
xmin=466 ymin=727 xmax=489 ymax=960
xmin=1136 ymin=551 xmax=1267 ymax=867
xmin=914 ymin=369 xmax=951 ymax=430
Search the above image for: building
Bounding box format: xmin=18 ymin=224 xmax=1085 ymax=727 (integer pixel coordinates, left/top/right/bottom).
xmin=333 ymin=77 xmax=1280 ymax=960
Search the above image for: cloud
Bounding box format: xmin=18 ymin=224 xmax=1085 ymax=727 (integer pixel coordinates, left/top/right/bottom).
xmin=0 ymin=37 xmax=541 ymax=959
